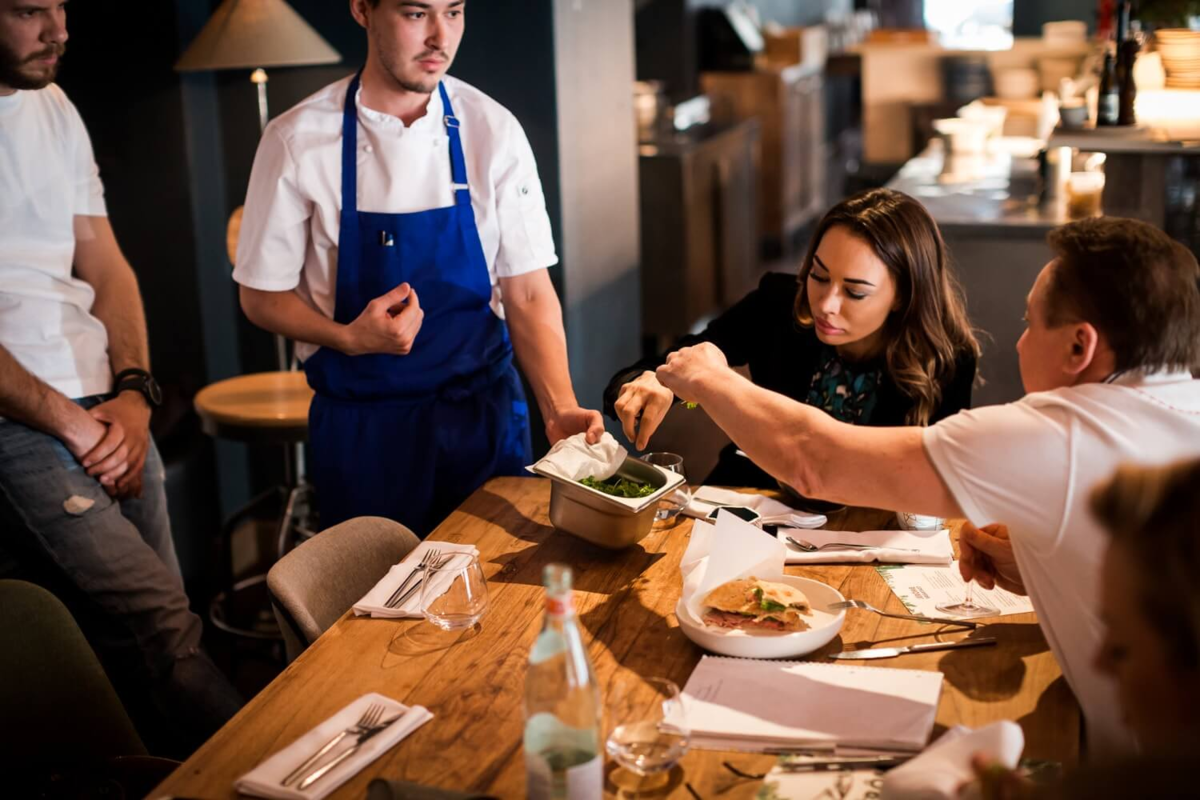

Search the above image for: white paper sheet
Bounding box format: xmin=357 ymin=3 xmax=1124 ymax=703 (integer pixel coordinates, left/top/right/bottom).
xmin=876 ymin=562 xmax=1036 ymax=620
xmin=679 ymin=511 xmax=788 ymax=621
xmin=669 ymin=655 xmax=943 ymax=753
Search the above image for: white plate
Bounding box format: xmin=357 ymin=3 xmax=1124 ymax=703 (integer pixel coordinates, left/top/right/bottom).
xmin=676 ymin=575 xmax=845 ymax=659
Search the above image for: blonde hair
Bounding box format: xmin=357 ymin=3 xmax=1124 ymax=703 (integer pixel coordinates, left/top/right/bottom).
xmin=1091 ymin=458 xmax=1200 ymax=670
xmin=794 ymin=189 xmax=980 ymax=425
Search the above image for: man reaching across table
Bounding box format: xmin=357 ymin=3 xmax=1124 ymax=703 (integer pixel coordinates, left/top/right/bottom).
xmin=657 ymin=216 xmax=1200 ymax=757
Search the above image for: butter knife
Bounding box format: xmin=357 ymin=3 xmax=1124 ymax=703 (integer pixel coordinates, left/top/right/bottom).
xmin=830 ymin=637 xmax=997 ymax=660
xmin=296 ymin=713 xmax=404 ymax=790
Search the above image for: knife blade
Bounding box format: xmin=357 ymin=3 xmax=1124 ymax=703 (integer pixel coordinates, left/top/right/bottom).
xmin=830 ymin=636 xmax=997 ymax=660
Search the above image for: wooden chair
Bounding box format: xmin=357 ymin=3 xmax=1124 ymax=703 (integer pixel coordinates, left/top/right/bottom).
xmin=267 ymin=517 xmax=421 ymax=662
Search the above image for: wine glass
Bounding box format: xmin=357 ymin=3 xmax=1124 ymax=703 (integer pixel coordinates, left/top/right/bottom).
xmin=935 ymin=575 xmax=998 ymax=619
xmin=420 ymin=553 xmax=489 ymax=631
xmin=605 ymin=676 xmax=689 ymax=793
xmin=640 ymin=452 xmax=690 ymax=523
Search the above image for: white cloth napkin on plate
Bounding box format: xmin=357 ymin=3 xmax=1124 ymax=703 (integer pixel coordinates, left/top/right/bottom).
xmin=531 ymin=431 xmax=626 ymax=482
xmin=234 ymin=692 xmax=433 ymax=800
xmin=680 ymin=510 xmax=789 ymax=621
xmin=684 ymin=486 xmax=827 ymax=529
xmin=881 ymin=721 xmax=1024 ymax=800
xmin=780 ymin=528 xmax=953 ymax=565
xmin=353 ymin=542 xmax=479 ymax=619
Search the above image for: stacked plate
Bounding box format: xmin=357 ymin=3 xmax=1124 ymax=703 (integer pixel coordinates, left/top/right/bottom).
xmin=1156 ymin=29 xmax=1200 ymax=88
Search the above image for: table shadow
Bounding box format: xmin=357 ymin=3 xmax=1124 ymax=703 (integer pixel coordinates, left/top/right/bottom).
xmin=386 ymin=621 xmax=482 ymax=658
xmin=940 ymin=623 xmax=1050 ymax=702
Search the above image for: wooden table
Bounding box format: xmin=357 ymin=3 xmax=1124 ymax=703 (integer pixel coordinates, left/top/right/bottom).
xmin=153 ymin=478 xmax=1079 ymax=799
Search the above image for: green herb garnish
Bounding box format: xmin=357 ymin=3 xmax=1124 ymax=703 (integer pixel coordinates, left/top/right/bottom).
xmin=752 ymin=587 xmax=785 ymax=612
xmin=579 ymin=475 xmax=656 ymax=498
xmin=685 ymin=402 xmax=699 ymax=409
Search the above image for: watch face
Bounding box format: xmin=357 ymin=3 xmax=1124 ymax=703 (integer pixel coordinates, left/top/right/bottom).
xmin=147 ymin=378 xmax=163 ymax=406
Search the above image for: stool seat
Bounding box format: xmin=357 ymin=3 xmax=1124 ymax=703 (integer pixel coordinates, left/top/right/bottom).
xmin=194 ymin=371 xmax=313 ymax=444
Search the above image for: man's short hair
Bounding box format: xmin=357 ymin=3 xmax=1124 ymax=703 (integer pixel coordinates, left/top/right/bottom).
xmin=1045 ymin=217 xmax=1200 ymax=372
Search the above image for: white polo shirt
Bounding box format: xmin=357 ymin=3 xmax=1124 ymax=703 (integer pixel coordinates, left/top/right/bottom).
xmin=0 ymin=84 xmax=111 ymax=399
xmin=234 ymin=74 xmax=558 ymax=362
xmin=924 ymin=370 xmax=1200 ymax=757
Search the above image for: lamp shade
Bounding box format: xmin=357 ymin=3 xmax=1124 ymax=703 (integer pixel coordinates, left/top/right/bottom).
xmin=176 ymin=0 xmax=341 ymax=72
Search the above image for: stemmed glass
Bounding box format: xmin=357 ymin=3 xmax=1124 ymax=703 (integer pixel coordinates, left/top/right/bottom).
xmin=605 ymin=676 xmax=689 ymax=794
xmin=420 ymin=553 xmax=489 ymax=631
xmin=641 ymin=452 xmax=690 ymax=524
xmin=936 ymin=576 xmax=998 ymax=619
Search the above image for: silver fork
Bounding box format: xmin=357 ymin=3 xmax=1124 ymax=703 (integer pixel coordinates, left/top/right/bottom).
xmin=384 ymin=549 xmax=442 ymax=609
xmin=281 ymin=703 xmax=384 ymax=787
xmin=827 ymin=598 xmax=979 ymax=629
xmin=786 ymin=535 xmax=920 ymax=553
xmin=387 ymin=553 xmax=454 ymax=610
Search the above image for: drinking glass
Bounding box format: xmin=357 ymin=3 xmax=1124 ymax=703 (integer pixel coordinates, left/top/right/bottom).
xmin=936 ymin=576 xmax=999 ymax=619
xmin=640 ymin=452 xmax=690 ymax=522
xmin=420 ymin=553 xmax=489 ymax=631
xmin=605 ymin=676 xmax=689 ymax=789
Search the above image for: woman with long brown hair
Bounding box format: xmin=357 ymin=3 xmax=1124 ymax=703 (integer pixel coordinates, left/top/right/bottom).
xmin=603 ymin=188 xmax=981 ymax=489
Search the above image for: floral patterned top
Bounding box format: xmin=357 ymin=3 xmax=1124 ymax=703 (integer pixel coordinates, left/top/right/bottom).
xmin=805 ymin=345 xmax=883 ymax=424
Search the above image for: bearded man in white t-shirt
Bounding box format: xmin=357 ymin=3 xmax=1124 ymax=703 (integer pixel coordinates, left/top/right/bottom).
xmin=657 ymin=216 xmax=1200 ymax=758
xmin=0 ymin=0 xmax=241 ymax=753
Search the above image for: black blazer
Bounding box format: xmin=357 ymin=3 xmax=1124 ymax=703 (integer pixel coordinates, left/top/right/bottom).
xmin=603 ymin=272 xmax=977 ymax=486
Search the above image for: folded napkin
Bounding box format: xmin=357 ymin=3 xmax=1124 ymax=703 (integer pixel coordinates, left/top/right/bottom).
xmin=780 ymin=528 xmax=953 ymax=565
xmin=684 ymin=486 xmax=827 ymax=529
xmin=680 ymin=510 xmax=789 ymax=621
xmin=530 ymin=431 xmax=625 ymax=482
xmin=881 ymin=721 xmax=1024 ymax=800
xmin=235 ymin=693 xmax=433 ymax=800
xmin=354 ymin=542 xmax=480 ymax=619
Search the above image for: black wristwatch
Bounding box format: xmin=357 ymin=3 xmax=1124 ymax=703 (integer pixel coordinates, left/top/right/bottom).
xmin=113 ymin=368 xmax=163 ymax=408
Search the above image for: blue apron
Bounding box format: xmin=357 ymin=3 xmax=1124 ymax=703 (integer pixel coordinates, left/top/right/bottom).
xmin=304 ymin=73 xmax=532 ymax=535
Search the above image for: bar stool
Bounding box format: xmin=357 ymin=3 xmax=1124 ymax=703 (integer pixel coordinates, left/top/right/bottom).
xmin=195 ymin=371 xmax=316 ymax=641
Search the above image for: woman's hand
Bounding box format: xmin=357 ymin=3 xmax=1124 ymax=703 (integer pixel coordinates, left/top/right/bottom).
xmin=614 ymin=371 xmax=674 ymax=450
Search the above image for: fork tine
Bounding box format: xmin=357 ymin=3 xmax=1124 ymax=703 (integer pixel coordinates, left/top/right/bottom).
xmin=363 ymin=703 xmax=384 ymax=728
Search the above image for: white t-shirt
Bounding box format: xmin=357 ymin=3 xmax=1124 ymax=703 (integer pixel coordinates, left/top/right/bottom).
xmin=233 ymin=74 xmax=558 ymax=361
xmin=924 ymin=370 xmax=1200 ymax=757
xmin=0 ymin=84 xmax=111 ymax=399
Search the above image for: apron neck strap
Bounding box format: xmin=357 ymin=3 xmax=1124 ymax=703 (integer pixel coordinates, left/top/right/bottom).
xmin=439 ymin=82 xmax=472 ymax=207
xmin=340 ymin=73 xmax=472 ymax=218
xmin=341 ymin=71 xmax=364 ymax=220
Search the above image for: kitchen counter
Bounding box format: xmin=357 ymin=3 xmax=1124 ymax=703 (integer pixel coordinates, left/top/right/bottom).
xmin=887 ymin=140 xmax=1068 ymax=236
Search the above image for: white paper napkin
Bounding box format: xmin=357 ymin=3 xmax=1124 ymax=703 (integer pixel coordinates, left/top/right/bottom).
xmin=779 ymin=528 xmax=953 ymax=565
xmin=679 ymin=510 xmax=789 ymax=621
xmin=684 ymin=486 xmax=827 ymax=529
xmin=234 ymin=693 xmax=433 ymax=800
xmin=881 ymin=721 xmax=1024 ymax=800
xmin=353 ymin=541 xmax=480 ymax=619
xmin=531 ymin=431 xmax=626 ymax=482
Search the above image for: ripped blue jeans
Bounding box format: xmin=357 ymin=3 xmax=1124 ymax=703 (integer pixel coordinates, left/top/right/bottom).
xmin=0 ymin=395 xmax=241 ymax=754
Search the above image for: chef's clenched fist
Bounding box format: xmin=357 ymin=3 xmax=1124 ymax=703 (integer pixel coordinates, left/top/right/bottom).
xmin=655 ymin=342 xmax=731 ymax=405
xmin=345 ymin=282 xmax=424 ymax=356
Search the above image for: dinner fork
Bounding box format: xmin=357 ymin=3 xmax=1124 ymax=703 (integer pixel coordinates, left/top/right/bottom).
xmin=786 ymin=536 xmax=920 ymax=553
xmin=827 ymin=598 xmax=979 ymax=629
xmin=384 ymin=549 xmax=442 ymax=609
xmin=386 ymin=553 xmax=454 ymax=610
xmin=281 ymin=703 xmax=384 ymax=787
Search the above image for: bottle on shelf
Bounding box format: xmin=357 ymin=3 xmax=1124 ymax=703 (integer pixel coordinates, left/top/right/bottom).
xmin=1097 ymin=47 xmax=1120 ymax=126
xmin=1115 ymin=0 xmax=1138 ymax=125
xmin=523 ymin=564 xmax=603 ymax=800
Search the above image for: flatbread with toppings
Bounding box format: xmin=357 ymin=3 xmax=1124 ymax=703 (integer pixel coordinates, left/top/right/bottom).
xmin=701 ymin=577 xmax=811 ymax=632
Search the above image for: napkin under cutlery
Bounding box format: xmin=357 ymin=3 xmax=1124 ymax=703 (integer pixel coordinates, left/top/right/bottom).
xmin=780 ymin=528 xmax=953 ymax=565
xmin=235 ymin=693 xmax=433 ymax=800
xmin=354 ymin=542 xmax=480 ymax=619
xmin=684 ymin=486 xmax=827 ymax=529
